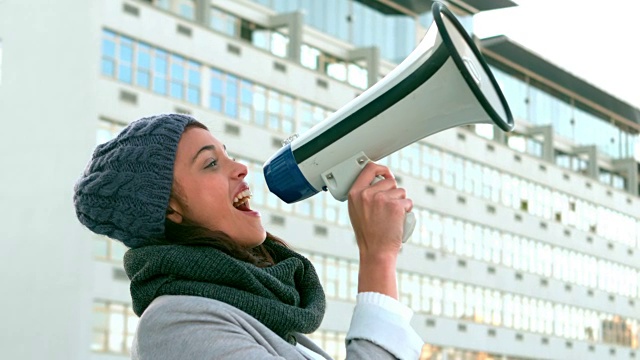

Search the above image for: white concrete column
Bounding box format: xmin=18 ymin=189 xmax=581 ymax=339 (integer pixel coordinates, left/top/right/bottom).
xmin=0 ymin=0 xmax=99 ymax=359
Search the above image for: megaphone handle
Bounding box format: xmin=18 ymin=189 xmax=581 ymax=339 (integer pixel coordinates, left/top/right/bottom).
xmin=371 ymin=176 xmax=415 ymax=243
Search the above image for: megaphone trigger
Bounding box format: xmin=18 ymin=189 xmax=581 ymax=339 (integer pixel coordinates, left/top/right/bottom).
xmin=370 ymin=175 xmax=415 ymax=243
xmin=320 ymin=152 xmax=373 ymax=202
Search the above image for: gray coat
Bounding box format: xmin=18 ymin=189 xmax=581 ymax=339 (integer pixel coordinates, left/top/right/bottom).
xmin=132 ymin=295 xmax=423 ymax=359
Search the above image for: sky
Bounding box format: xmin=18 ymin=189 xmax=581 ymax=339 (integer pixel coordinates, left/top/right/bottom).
xmin=472 ymin=0 xmax=640 ymax=109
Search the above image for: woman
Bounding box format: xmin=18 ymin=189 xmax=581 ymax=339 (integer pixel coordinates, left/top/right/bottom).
xmin=74 ymin=113 xmax=423 ymax=359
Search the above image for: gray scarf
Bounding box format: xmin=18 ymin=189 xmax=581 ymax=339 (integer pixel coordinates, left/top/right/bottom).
xmin=124 ymin=240 xmax=326 ymax=342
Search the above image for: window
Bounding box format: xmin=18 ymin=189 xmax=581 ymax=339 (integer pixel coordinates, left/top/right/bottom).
xmin=101 ymin=31 xmax=117 ymax=77
xmin=152 ymin=49 xmax=168 ymax=95
xmin=239 ymin=80 xmax=253 ymax=122
xmin=118 ymin=36 xmax=134 ymax=83
xmin=210 ymin=7 xmax=238 ymax=36
xmin=149 ymin=0 xmax=170 ymax=11
xmin=92 ymin=300 xmax=138 ymax=354
xmin=301 ymin=44 xmax=320 ymax=70
xmin=170 ymin=55 xmax=185 ymax=99
xmin=186 ymin=60 xmax=201 ymax=104
xmin=168 ymin=55 xmax=201 ymax=103
xmin=136 ymin=43 xmax=152 ymax=88
xmin=209 ymin=69 xmax=223 ymax=112
xmin=177 ymin=0 xmax=195 ymax=19
xmin=304 ymin=42 xmax=369 ymax=89
xmin=224 ymin=74 xmax=238 ymax=118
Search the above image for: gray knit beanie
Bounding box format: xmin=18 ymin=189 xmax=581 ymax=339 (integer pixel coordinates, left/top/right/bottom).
xmin=74 ymin=113 xmax=197 ymax=248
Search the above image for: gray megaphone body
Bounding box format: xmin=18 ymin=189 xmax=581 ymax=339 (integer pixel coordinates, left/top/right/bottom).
xmin=263 ymin=2 xmax=514 ymax=242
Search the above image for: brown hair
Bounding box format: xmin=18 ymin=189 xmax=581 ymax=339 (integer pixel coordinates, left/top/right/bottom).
xmin=163 ymin=219 xmax=286 ymax=267
xmin=161 ymin=120 xmax=287 ymax=267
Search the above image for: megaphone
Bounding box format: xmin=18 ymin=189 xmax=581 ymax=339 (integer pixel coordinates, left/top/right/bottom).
xmin=263 ymin=2 xmax=513 ymax=213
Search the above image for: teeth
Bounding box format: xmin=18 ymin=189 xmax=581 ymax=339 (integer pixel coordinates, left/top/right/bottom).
xmin=233 ymin=189 xmax=252 ymax=207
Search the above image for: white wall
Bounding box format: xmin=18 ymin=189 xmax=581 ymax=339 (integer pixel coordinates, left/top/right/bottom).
xmin=0 ymin=0 xmax=100 ymax=358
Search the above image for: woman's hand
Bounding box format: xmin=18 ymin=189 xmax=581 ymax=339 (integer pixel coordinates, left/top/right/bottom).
xmin=347 ymin=162 xmax=413 ymax=298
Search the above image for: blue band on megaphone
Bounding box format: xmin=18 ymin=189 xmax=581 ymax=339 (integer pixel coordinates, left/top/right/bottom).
xmin=263 ymin=144 xmax=319 ymax=203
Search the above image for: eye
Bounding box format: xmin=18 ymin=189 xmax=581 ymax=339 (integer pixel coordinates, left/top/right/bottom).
xmin=205 ymin=159 xmax=218 ymax=169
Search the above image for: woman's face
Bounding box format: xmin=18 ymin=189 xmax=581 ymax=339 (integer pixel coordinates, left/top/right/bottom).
xmin=168 ymin=126 xmax=266 ymax=247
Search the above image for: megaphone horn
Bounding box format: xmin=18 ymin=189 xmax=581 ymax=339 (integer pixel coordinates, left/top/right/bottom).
xmin=264 ymin=1 xmax=514 ymax=205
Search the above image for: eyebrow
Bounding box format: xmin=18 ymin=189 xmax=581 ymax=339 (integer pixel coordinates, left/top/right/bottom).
xmin=192 ymin=145 xmax=216 ymax=164
xmin=191 ymin=144 xmax=227 ymax=164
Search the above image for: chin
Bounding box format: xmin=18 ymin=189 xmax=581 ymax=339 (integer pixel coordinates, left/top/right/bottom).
xmin=245 ymin=232 xmax=267 ymax=248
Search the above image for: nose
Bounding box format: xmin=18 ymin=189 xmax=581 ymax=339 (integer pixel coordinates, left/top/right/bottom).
xmin=232 ymin=159 xmax=248 ymax=179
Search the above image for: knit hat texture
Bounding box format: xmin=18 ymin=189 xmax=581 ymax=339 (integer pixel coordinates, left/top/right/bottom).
xmin=74 ymin=113 xmax=196 ymax=248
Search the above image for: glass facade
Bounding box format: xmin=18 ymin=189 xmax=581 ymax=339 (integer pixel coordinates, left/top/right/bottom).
xmin=102 ymin=30 xmax=201 ymax=104
xmin=384 ymin=143 xmax=639 ymax=247
xmin=491 ymin=65 xmax=639 ymax=161
xmin=298 ymin=251 xmax=639 ymax=348
xmin=101 ymin=29 xmax=332 ymax=135
xmin=248 ymin=0 xmax=442 ymax=64
xmin=208 ymin=5 xmax=369 ymax=89
xmin=248 ymin=0 xmax=476 ymax=64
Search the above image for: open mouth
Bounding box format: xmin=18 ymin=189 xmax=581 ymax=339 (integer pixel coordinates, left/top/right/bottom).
xmin=233 ymin=189 xmax=252 ymax=211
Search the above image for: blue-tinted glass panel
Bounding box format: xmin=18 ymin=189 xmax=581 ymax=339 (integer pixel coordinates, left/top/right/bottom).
xmin=153 ymin=51 xmax=168 ymax=95
xmin=300 ymin=45 xmax=320 ymax=70
xmin=171 ymin=56 xmax=184 ymax=81
xmin=136 ymin=44 xmax=152 ymax=88
xmin=272 ymin=0 xmax=297 ymax=12
xmin=187 ymin=88 xmax=200 ymax=104
xmin=118 ymin=38 xmax=133 ymax=83
xmin=283 ymin=102 xmax=293 ymax=118
xmin=253 ymin=89 xmax=266 ymax=125
xmin=225 ymin=100 xmax=238 ymax=117
xmin=136 ymin=71 xmax=150 ymax=88
xmin=154 ymin=50 xmax=167 ymax=72
xmin=223 ymin=75 xmax=238 ymax=117
xmin=153 ymin=78 xmax=167 ymax=95
xmin=226 ymin=74 xmax=238 ymax=93
xmin=490 ymin=66 xmax=527 ymax=121
xmin=170 ymin=82 xmax=183 ymax=99
xmin=102 ymin=38 xmax=116 ymax=58
xmin=188 ymin=63 xmax=200 ymax=86
xmin=240 ymin=81 xmax=253 ymax=105
xmin=118 ymin=66 xmax=132 ymax=83
xmin=101 ymin=59 xmax=115 ymax=77
xmin=137 ymin=46 xmax=151 ymax=69
xmin=211 ymin=77 xmax=223 ymax=95
xmin=226 ymin=75 xmax=238 ymax=98
xmin=302 ymin=0 xmax=323 ymax=31
xmin=179 ymin=1 xmax=195 ymax=19
xmin=210 ymin=95 xmax=223 ymax=111
xmin=239 ymin=106 xmax=252 ymax=122
xmin=119 ymin=38 xmax=133 ymax=61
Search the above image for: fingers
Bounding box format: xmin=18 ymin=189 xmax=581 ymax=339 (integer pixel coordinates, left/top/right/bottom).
xmin=347 ymin=162 xmax=414 ymax=259
xmin=367 ymin=189 xmax=412 ymax=215
xmin=350 ymin=162 xmax=393 ymax=191
xmin=349 ymin=162 xmax=411 ymax=214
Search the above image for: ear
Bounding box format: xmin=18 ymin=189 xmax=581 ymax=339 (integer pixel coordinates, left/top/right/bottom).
xmin=166 ymin=197 xmax=184 ymax=224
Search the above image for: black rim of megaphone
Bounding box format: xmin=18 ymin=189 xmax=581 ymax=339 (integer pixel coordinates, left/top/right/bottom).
xmin=432 ymin=2 xmax=514 ymax=132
